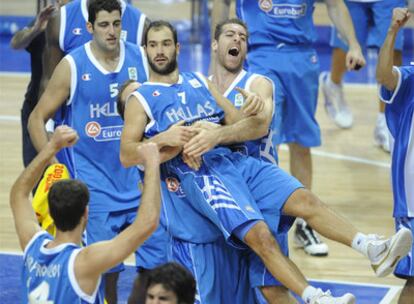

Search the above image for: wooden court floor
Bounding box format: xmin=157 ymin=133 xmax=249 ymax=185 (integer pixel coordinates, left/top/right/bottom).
xmin=0 ymin=74 xmax=406 ymax=302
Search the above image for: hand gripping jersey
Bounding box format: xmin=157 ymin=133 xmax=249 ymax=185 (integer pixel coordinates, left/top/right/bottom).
xmin=60 ymin=0 xmax=146 ymax=53
xmin=380 ymin=66 xmax=414 ymax=218
xmin=211 ymin=70 xmax=279 ymax=164
xmin=22 ymin=231 xmax=104 ymax=304
xmin=61 ymin=40 xmax=148 ymax=212
xmin=236 ymin=0 xmax=317 ymax=47
xmin=133 ymin=73 xmax=261 ymax=243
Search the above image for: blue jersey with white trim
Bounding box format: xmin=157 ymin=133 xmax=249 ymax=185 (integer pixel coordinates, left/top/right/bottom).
xmin=380 ymin=65 xmax=414 ymax=217
xmin=22 ymin=231 xmax=104 ymax=304
xmin=60 ymin=41 xmax=148 ymax=212
xmin=216 ymin=70 xmax=279 ymax=164
xmin=133 ymin=72 xmax=226 ymax=242
xmin=60 ymin=0 xmax=146 ymax=53
xmin=236 ymin=0 xmax=317 ymax=47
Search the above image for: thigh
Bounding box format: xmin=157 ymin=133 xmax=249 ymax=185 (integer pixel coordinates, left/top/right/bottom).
xmin=369 ymin=0 xmax=405 ymax=50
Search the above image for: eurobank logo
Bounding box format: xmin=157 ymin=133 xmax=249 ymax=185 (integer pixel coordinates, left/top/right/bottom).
xmin=265 ymin=3 xmax=307 ymax=18
xmin=85 ymin=121 xmax=123 ymax=142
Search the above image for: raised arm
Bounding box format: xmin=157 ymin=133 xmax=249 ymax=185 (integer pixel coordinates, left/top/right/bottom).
xmin=10 ymin=5 xmax=56 ymax=50
xmin=376 ymin=8 xmax=411 ymax=91
xmin=325 ymin=0 xmax=365 ymax=70
xmin=39 ymin=11 xmax=64 ymax=97
xmin=28 ymin=57 xmax=71 ymax=156
xmin=75 ymin=142 xmax=161 ymax=284
xmin=10 ymin=126 xmax=78 ymax=251
xmin=184 ymin=77 xmax=271 ymax=157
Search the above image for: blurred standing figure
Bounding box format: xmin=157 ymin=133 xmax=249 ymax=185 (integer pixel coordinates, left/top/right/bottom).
xmin=320 ymin=0 xmax=405 ymax=152
xmin=376 ymin=7 xmax=414 ymax=304
xmin=10 ymin=0 xmax=70 ymax=168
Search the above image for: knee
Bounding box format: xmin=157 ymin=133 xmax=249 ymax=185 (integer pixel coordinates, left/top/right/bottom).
xmin=286 ymin=189 xmax=324 ymax=219
xmin=245 ymin=222 xmax=279 ymax=257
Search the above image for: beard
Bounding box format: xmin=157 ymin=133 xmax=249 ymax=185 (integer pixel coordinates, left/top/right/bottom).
xmin=148 ymin=53 xmax=178 ymax=75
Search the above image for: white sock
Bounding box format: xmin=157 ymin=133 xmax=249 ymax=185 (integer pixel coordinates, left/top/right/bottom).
xmin=351 ymin=232 xmax=369 ymax=256
xmin=328 ymin=75 xmax=342 ymax=88
xmin=302 ymin=285 xmax=320 ymax=304
xmin=296 ymin=218 xmax=306 ymax=226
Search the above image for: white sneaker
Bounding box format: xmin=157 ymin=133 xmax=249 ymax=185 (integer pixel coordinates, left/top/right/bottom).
xmin=374 ymin=114 xmax=391 ymax=152
xmin=369 ymin=227 xmax=413 ymax=277
xmin=294 ymin=222 xmax=329 ymax=256
xmin=309 ymin=289 xmax=355 ymax=304
xmin=319 ymin=72 xmax=353 ymax=129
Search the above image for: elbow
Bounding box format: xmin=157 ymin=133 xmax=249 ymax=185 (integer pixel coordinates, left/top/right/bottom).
xmin=119 ymin=150 xmax=134 ymax=168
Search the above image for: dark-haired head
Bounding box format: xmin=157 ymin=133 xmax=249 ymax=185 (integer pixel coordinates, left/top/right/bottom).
xmin=214 ymin=18 xmax=248 ymax=41
xmin=143 ymin=20 xmax=177 ymax=46
xmin=88 ymin=0 xmax=122 ymax=25
xmin=48 ymin=179 xmax=89 ymax=232
xmin=145 ymin=262 xmax=196 ymax=304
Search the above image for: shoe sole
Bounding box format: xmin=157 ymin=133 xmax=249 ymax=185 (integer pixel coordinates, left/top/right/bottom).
xmin=373 ymin=228 xmax=413 ymax=277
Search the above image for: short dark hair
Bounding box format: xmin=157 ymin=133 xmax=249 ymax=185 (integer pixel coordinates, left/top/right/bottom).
xmin=146 ymin=263 xmax=196 ymax=304
xmin=48 ymin=180 xmax=89 ymax=232
xmin=214 ymin=18 xmax=248 ymax=41
xmin=144 ymin=20 xmax=178 ymax=46
xmin=117 ymin=79 xmax=136 ymax=120
xmin=88 ymin=0 xmax=122 ymax=25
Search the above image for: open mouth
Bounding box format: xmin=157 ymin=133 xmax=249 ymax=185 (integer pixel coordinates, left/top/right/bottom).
xmin=228 ymin=47 xmax=240 ymax=57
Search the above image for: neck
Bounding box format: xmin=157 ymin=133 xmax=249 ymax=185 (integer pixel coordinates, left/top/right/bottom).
xmin=211 ymin=63 xmax=243 ymax=95
xmin=90 ymin=40 xmax=120 ymax=62
xmin=47 ymin=226 xmax=83 ymax=248
xmin=149 ymin=68 xmax=179 ymax=84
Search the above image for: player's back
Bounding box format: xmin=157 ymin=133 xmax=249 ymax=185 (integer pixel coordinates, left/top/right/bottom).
xmin=60 ymin=0 xmax=146 ymax=54
xmin=22 ymin=231 xmax=104 ymax=303
xmin=57 ymin=41 xmax=148 ymax=213
xmin=236 ymin=0 xmax=317 ymax=46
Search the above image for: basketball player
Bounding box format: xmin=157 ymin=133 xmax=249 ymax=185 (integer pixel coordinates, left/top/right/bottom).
xmin=27 ymin=1 xmax=154 ymax=303
xmin=10 ymin=125 xmax=161 ymax=303
xmin=120 ymin=20 xmax=412 ymax=304
xmin=376 ymin=7 xmax=414 ymax=303
xmin=320 ymin=0 xmax=405 ymax=153
xmin=212 ymin=0 xmax=366 ymax=257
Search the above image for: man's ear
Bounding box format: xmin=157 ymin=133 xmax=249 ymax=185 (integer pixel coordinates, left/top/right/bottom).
xmin=86 ymin=22 xmax=93 ymax=34
xmin=211 ymin=40 xmax=218 ymax=52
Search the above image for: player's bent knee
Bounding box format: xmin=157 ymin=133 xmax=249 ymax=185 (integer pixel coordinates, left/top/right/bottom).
xmin=260 ymin=286 xmax=295 ymax=304
xmin=244 ymin=222 xmax=280 ymax=257
xmin=284 ymin=188 xmax=323 ymax=219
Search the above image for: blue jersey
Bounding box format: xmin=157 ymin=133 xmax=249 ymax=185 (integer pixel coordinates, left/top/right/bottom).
xmin=133 ymin=72 xmax=227 ymax=243
xmin=60 ymin=41 xmax=148 ymax=212
xmin=236 ymin=0 xmax=317 ymax=47
xmin=60 ymin=0 xmax=146 ymax=53
xmin=380 ymin=65 xmax=414 ymax=218
xmin=211 ymin=70 xmax=279 ymax=164
xmin=22 ymin=231 xmax=104 ymax=304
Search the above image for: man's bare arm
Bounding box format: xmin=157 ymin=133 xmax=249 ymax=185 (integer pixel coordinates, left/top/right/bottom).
xmin=28 ymin=58 xmax=71 ymax=155
xmin=10 ymin=126 xmax=78 ymax=251
xmin=377 ymin=8 xmax=411 ymax=91
xmin=75 ymin=143 xmax=161 ymax=288
xmin=39 ymin=12 xmax=64 ymax=97
xmin=325 ymin=0 xmax=365 ymax=70
xmin=120 ymin=95 xmax=193 ymax=167
xmin=184 ymin=77 xmax=272 ymax=157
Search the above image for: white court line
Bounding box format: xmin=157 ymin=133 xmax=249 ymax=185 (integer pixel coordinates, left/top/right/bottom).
xmin=0 ymin=115 xmax=20 ymax=122
xmin=0 ymin=72 xmax=30 ymax=77
xmin=0 ymin=115 xmax=391 ymax=169
xmin=279 ymin=144 xmax=390 ymax=169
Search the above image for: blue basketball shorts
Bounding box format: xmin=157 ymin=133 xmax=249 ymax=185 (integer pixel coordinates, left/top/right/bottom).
xmin=330 ymin=0 xmax=405 ymax=51
xmin=171 ymin=237 xmax=255 ymax=304
xmin=247 ymin=45 xmax=321 ymax=147
xmin=394 ymin=217 xmax=414 ymax=278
